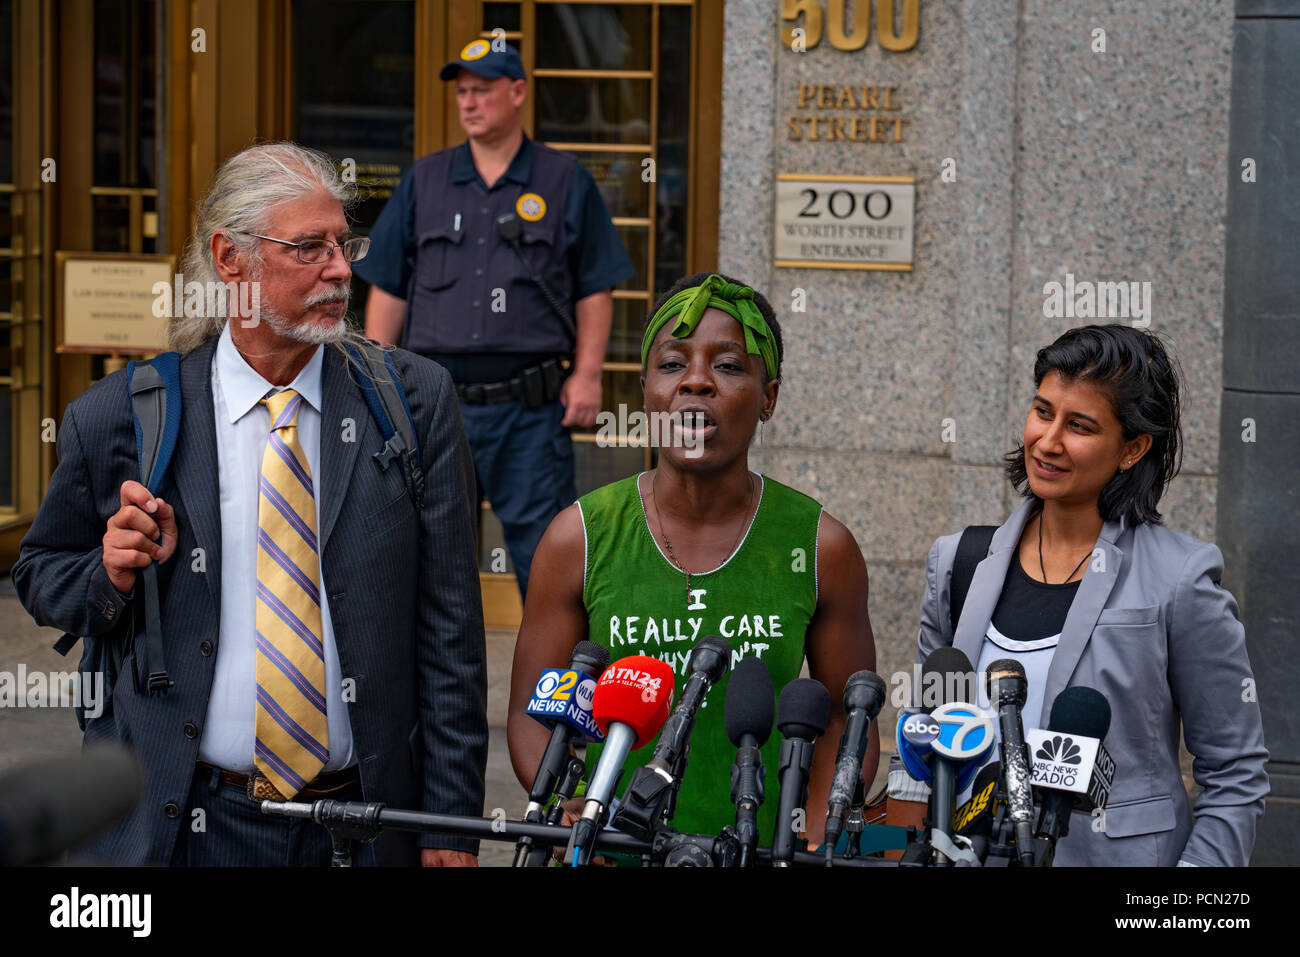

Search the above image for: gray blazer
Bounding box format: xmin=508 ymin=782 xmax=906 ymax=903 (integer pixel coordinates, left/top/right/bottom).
xmin=918 ymin=499 xmax=1268 ymax=866
xmin=13 ymin=335 xmax=488 ymax=864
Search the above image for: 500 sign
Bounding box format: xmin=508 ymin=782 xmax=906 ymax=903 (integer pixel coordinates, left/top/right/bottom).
xmin=781 ymin=0 xmax=921 ymax=53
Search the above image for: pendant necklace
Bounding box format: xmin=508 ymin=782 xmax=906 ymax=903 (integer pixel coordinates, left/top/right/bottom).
xmin=1037 ymin=513 xmax=1092 ymax=584
xmin=650 ymin=472 xmax=755 ymax=602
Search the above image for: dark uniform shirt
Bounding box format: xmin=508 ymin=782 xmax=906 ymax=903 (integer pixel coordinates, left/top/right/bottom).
xmin=356 ymin=135 xmax=634 ymax=384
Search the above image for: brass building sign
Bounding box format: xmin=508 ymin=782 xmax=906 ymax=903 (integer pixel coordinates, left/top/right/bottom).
xmin=56 ymin=253 xmax=175 ymax=353
xmin=773 ymin=174 xmax=915 ymax=270
xmin=786 ymin=84 xmax=908 ymax=143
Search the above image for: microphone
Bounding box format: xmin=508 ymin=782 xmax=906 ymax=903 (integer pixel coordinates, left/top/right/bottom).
xmin=897 ymin=647 xmax=979 ymax=785
xmin=917 ymin=647 xmax=979 ymax=710
xmin=566 ymin=655 xmax=675 ymax=866
xmin=922 ymin=648 xmax=995 ymax=866
xmin=896 ymin=709 xmax=938 ymax=784
xmin=771 ymin=678 xmax=831 ymax=867
xmin=953 ymin=761 xmax=1003 ymax=837
xmin=495 ymin=211 xmax=523 ymax=242
xmin=514 ymin=641 xmax=609 ymax=867
xmin=611 ymin=636 xmax=731 ymax=840
xmin=522 ymin=641 xmax=609 ymax=810
xmin=952 ymin=759 xmax=1003 ymax=864
xmin=1030 ymin=686 xmax=1114 ymax=865
xmin=521 ymin=757 xmax=586 ymax=869
xmin=725 ymin=656 xmax=774 ymax=867
xmin=823 ymin=670 xmax=887 ymax=852
xmin=0 ymin=743 xmax=143 ymax=864
xmin=986 ymin=658 xmax=1036 ymax=866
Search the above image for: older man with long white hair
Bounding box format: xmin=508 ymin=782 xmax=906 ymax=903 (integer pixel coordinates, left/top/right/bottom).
xmin=15 ymin=142 xmax=488 ymax=867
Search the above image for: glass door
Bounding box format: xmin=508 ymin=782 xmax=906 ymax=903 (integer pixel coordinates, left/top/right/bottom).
xmin=474 ymin=1 xmax=699 ymax=622
xmin=290 ymin=0 xmax=417 ymax=323
xmin=284 ymin=0 xmax=719 ymax=625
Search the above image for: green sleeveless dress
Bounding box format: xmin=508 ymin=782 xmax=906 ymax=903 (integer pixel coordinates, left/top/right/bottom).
xmin=579 ymin=472 xmax=822 ymax=842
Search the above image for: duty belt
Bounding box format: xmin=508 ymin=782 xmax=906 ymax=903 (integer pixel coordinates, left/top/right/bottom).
xmin=455 ymin=357 xmax=566 ymax=409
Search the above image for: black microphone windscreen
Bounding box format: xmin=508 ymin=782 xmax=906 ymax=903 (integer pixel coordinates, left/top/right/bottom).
xmin=776 ymin=678 xmax=831 ymax=741
xmin=922 ymin=647 xmax=977 ymax=707
xmin=725 ymin=656 xmax=775 ymax=746
xmin=0 ymin=743 xmax=143 ymax=865
xmin=1048 ymin=686 xmax=1112 ymax=740
xmin=843 ymin=670 xmax=888 ymax=719
xmin=571 ymin=640 xmax=611 ymax=675
xmin=689 ymin=635 xmax=733 ymax=684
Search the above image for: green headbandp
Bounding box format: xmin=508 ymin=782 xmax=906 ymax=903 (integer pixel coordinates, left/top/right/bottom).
xmin=640 ymin=274 xmax=779 ymax=380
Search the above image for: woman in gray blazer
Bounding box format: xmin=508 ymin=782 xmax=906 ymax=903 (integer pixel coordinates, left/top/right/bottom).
xmin=912 ymin=324 xmax=1267 ymax=866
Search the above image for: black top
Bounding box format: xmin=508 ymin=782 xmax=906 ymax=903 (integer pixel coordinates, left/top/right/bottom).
xmin=989 ymin=552 xmax=1080 ymax=643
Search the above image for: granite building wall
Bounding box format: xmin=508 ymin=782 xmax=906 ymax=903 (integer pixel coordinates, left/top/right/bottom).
xmin=719 ymin=0 xmax=1233 ymax=737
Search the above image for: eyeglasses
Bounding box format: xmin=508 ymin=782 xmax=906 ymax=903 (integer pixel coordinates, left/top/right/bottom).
xmin=237 ymin=231 xmax=370 ymax=264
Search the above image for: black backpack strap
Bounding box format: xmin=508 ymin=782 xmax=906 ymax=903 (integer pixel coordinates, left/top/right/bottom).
xmin=126 ymin=354 xmax=180 ymax=695
xmin=343 ymin=342 xmax=425 ymax=511
xmin=949 ymin=525 xmax=997 ymax=638
xmin=53 ymin=633 xmax=80 ymax=656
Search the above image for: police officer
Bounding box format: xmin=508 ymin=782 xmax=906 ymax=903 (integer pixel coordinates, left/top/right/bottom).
xmin=359 ymin=40 xmax=634 ymax=598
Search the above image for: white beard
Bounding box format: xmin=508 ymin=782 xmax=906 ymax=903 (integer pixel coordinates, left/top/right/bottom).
xmin=256 ymin=286 xmax=351 ymax=344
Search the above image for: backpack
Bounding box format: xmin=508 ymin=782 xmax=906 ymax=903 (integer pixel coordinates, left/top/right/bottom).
xmin=52 ymin=341 xmax=423 ymax=725
xmin=949 ymin=525 xmax=997 ymax=637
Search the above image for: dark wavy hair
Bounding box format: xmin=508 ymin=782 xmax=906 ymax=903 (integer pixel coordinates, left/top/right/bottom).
xmin=642 ymin=272 xmax=784 ymax=381
xmin=1005 ymin=324 xmax=1183 ymax=526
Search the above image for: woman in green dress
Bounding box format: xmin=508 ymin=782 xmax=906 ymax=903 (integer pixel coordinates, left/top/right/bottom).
xmin=507 ymin=272 xmax=878 ymax=849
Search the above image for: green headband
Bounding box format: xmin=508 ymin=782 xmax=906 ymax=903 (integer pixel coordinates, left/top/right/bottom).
xmin=640 ymin=274 xmax=779 ymax=380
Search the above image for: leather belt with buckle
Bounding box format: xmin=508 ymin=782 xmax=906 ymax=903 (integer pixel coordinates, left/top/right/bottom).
xmin=197 ymin=761 xmax=361 ymax=803
xmin=455 ymin=357 xmax=566 ymax=409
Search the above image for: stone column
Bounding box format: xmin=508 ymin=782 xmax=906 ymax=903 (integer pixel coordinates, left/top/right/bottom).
xmin=1217 ymin=0 xmax=1300 ymax=866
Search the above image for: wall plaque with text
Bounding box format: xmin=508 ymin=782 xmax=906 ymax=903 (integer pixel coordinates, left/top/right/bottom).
xmin=56 ymin=252 xmax=176 ymax=353
xmin=773 ymin=174 xmax=915 ymax=270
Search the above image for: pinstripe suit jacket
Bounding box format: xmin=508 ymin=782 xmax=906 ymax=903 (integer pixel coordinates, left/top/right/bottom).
xmin=13 ymin=334 xmax=488 ymax=864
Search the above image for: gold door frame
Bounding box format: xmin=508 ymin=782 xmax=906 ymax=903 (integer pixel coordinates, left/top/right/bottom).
xmin=0 ymin=0 xmax=58 ymax=565
xmin=11 ymin=1 xmax=721 ymax=598
xmin=462 ymin=1 xmax=723 ymax=626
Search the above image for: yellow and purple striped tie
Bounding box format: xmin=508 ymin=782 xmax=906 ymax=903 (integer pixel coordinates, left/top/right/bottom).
xmin=254 ymin=388 xmax=329 ymax=799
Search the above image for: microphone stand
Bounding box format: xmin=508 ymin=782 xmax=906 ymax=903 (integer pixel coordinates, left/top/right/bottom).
xmin=263 ymin=800 xmax=900 ymax=867
xmin=981 ymin=779 xmax=1018 ymax=867
xmin=662 ymin=741 xmax=690 ymax=828
xmin=731 ymin=735 xmax=765 ymax=869
xmin=517 ymin=757 xmax=585 ymax=868
xmin=841 ymin=777 xmax=867 ymax=861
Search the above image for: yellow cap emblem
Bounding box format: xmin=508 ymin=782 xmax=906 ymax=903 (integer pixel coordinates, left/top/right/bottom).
xmin=516 ymin=193 xmax=547 ymax=222
xmin=461 ymin=40 xmax=489 ymax=61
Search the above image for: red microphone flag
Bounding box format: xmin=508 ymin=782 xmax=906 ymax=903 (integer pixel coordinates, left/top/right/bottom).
xmin=591 ymin=656 xmax=676 ymax=749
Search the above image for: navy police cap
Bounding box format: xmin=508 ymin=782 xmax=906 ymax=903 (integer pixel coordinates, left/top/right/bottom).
xmin=439 ymin=40 xmax=526 ymax=81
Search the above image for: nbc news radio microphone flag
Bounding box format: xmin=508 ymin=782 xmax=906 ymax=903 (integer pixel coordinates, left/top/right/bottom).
xmin=1028 ymin=686 xmax=1114 ymax=866
xmin=1026 ymin=726 xmax=1114 ymax=814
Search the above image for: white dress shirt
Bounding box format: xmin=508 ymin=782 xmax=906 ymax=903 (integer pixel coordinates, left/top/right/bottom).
xmin=198 ymin=323 xmax=355 ymax=772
